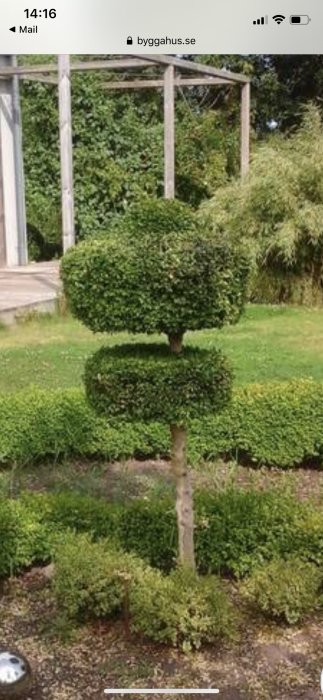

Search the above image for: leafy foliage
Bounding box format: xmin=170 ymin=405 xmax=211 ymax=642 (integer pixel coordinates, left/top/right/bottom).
xmin=194 ymin=489 xmax=312 ymax=578
xmin=84 ymin=344 xmax=232 ymax=424
xmin=130 ymin=565 xmax=236 ymax=650
xmin=1 ymin=380 xmax=323 ymax=467
xmin=200 ymin=105 xmax=323 ymax=303
xmin=241 ymin=557 xmax=323 ymax=624
xmin=0 ymin=497 xmax=57 ymax=577
xmin=197 ymin=55 xmax=323 ymax=131
xmin=53 ymin=532 xmax=144 ymax=620
xmin=5 ymin=488 xmax=323 ymax=579
xmin=109 ymin=198 xmax=197 ymax=237
xmin=61 ymin=199 xmax=249 ymax=337
xmin=20 ymin=59 xmax=241 ymax=258
xmin=21 ymin=54 xmax=323 ymax=259
xmin=52 ymin=531 xmax=235 ymax=649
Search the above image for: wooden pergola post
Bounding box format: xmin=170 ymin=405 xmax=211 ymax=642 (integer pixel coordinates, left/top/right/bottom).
xmin=58 ymin=54 xmax=75 ymax=252
xmin=0 ymin=136 xmax=6 ymax=267
xmin=240 ymin=82 xmax=250 ymax=177
xmin=164 ymin=64 xmax=175 ymax=199
xmin=0 ymin=55 xmax=27 ymax=267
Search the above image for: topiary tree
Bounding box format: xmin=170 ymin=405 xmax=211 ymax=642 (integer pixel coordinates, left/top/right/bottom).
xmin=61 ymin=199 xmax=249 ymax=569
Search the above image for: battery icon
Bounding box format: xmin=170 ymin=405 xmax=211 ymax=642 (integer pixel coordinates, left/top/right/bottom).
xmin=290 ymin=15 xmax=311 ymax=24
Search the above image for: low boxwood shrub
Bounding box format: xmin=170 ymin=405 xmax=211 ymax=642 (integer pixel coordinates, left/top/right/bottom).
xmin=0 ymin=497 xmax=57 ymax=577
xmin=130 ymin=566 xmax=236 ymax=651
xmin=241 ymin=557 xmax=323 ymax=624
xmin=53 ymin=532 xmax=145 ymax=621
xmin=290 ymin=509 xmax=323 ymax=567
xmin=195 ymin=489 xmax=306 ymax=577
xmin=6 ymin=489 xmax=323 ymax=580
xmin=115 ymin=498 xmax=177 ymax=570
xmin=21 ymin=492 xmax=177 ymax=571
xmin=53 ymin=531 xmax=235 ymax=650
xmin=1 ymin=379 xmax=323 ymax=467
xmin=32 ymin=491 xmax=121 ymax=540
xmin=0 ymin=388 xmax=99 ymax=464
xmin=20 ymin=492 xmax=176 ymax=571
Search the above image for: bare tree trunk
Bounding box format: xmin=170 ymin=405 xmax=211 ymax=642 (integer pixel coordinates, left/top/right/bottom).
xmin=170 ymin=424 xmax=195 ymax=570
xmin=168 ymin=333 xmax=183 ymax=354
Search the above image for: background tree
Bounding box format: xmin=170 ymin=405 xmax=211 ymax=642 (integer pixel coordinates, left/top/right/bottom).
xmin=200 ymin=105 xmax=323 ymax=305
xmin=61 ymin=199 xmax=249 ymax=568
xmin=197 ymin=55 xmax=323 ymax=131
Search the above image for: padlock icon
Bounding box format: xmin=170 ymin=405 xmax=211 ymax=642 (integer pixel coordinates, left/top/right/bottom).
xmin=127 ymin=36 xmax=133 ymax=45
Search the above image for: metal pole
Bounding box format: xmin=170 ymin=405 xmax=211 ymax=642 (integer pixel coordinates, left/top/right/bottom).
xmin=164 ymin=65 xmax=175 ymax=199
xmin=58 ymin=54 xmax=75 ymax=252
xmin=11 ymin=55 xmax=28 ymax=265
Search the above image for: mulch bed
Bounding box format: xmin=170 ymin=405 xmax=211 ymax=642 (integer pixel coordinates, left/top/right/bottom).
xmin=1 ymin=569 xmax=323 ymax=700
xmin=9 ymin=457 xmax=323 ymax=505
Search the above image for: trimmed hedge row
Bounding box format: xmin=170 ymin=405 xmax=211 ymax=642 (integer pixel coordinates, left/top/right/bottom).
xmin=3 ymin=488 xmax=323 ymax=579
xmin=1 ymin=379 xmax=323 ymax=467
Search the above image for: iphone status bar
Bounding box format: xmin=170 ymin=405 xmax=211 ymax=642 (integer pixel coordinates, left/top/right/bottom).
xmin=0 ymin=0 xmax=322 ymax=53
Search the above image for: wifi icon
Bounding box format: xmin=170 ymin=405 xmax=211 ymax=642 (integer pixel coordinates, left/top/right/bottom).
xmin=273 ymin=14 xmax=286 ymax=24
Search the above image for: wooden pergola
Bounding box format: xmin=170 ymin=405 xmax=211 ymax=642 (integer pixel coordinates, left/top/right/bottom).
xmin=0 ymin=54 xmax=250 ymax=267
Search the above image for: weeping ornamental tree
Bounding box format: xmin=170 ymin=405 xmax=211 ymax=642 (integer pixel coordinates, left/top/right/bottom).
xmin=61 ymin=200 xmax=249 ymax=569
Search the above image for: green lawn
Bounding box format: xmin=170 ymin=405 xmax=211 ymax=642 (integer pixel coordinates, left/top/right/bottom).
xmin=1 ymin=304 xmax=323 ymax=393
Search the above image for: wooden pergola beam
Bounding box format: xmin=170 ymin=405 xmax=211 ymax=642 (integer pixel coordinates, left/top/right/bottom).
xmin=103 ymin=77 xmax=234 ymax=90
xmin=17 ymin=76 xmax=235 ymax=90
xmin=0 ymin=56 xmax=250 ymax=84
xmin=140 ymin=55 xmax=250 ymax=84
xmin=19 ymin=74 xmax=58 ymax=85
xmin=0 ymin=58 xmax=158 ymax=77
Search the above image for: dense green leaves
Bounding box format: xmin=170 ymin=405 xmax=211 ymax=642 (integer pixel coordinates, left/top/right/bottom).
xmin=129 ymin=565 xmax=235 ymax=650
xmin=21 ymin=55 xmax=323 ymax=261
xmin=53 ymin=533 xmax=144 ymax=621
xmin=61 ymin=199 xmax=249 ymax=337
xmin=52 ymin=532 xmax=235 ymax=649
xmin=84 ymin=344 xmax=232 ymax=424
xmin=1 ymin=379 xmax=323 ymax=467
xmin=241 ymin=557 xmax=323 ymax=623
xmin=109 ymin=198 xmax=197 ymax=237
xmin=200 ymin=105 xmax=323 ymax=304
xmin=4 ymin=488 xmax=323 ymax=579
xmin=20 ymin=58 xmax=241 ymax=258
xmin=0 ymin=497 xmax=57 ymax=577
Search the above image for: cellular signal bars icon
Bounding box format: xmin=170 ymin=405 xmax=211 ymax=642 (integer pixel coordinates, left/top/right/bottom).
xmin=253 ymin=15 xmax=268 ymax=25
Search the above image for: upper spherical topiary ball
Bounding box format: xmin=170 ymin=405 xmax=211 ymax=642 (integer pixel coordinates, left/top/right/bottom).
xmin=61 ymin=198 xmax=249 ymax=337
xmin=84 ymin=344 xmax=232 ymax=424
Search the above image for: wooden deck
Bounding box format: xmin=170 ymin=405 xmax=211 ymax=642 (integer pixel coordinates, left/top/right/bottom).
xmin=0 ymin=261 xmax=61 ymax=324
